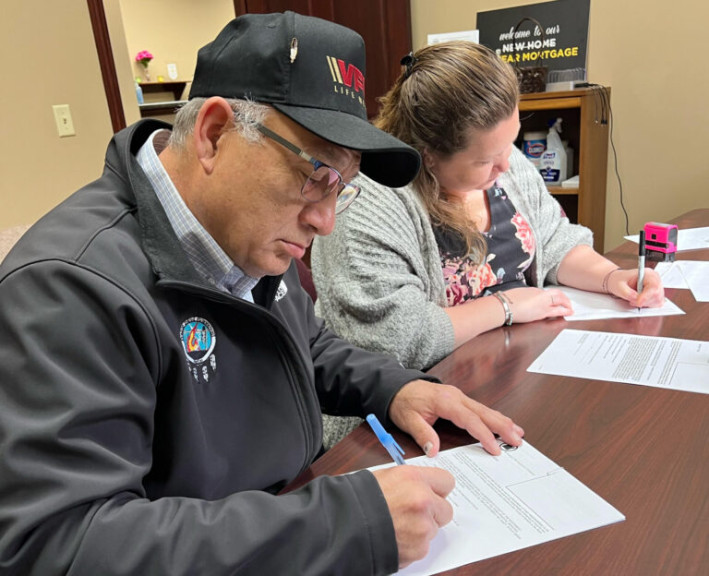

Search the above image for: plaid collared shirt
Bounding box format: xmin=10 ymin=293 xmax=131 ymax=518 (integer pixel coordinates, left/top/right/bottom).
xmin=136 ymin=129 xmax=259 ymax=301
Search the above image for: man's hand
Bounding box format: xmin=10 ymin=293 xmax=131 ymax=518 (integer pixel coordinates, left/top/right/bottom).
xmin=388 ymin=379 xmax=524 ymax=457
xmin=372 ymin=465 xmax=455 ymax=568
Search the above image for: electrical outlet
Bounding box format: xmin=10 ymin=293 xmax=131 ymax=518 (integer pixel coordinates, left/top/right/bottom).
xmin=167 ymin=63 xmax=178 ymax=80
xmin=52 ymin=104 xmax=75 ymax=137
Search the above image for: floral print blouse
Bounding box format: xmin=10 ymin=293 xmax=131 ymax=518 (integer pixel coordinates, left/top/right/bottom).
xmin=435 ymin=186 xmax=536 ymax=307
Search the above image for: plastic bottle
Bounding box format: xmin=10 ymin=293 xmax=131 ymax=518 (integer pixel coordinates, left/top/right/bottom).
xmin=539 ymin=118 xmax=567 ymax=184
xmin=522 ymin=131 xmax=546 ymax=169
xmin=135 ymin=81 xmax=144 ymax=105
xmin=562 ymin=140 xmax=574 ymax=177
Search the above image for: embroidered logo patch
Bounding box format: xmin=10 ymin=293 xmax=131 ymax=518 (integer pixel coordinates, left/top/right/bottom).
xmin=275 ymin=280 xmax=288 ymax=302
xmin=179 ymin=317 xmax=217 ymax=382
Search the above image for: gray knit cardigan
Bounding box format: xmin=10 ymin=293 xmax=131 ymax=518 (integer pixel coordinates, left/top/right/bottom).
xmin=313 ymin=147 xmax=593 ymax=448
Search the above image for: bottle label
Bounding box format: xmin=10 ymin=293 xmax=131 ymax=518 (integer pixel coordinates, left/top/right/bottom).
xmin=540 ymin=167 xmax=561 ymax=182
xmin=523 ymin=140 xmax=545 ymax=159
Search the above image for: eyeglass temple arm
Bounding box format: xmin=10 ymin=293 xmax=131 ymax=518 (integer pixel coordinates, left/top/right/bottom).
xmin=255 ymin=123 xmax=314 ymax=163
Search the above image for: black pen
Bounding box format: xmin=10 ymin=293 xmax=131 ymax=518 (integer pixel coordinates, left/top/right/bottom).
xmin=637 ymin=230 xmax=646 ymax=311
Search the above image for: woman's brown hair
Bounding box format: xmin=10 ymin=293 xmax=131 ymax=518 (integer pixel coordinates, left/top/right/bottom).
xmin=375 ymin=41 xmax=519 ymax=261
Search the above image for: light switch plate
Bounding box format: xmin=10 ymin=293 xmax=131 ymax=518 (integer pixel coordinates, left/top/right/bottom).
xmin=52 ymin=104 xmax=75 ymax=137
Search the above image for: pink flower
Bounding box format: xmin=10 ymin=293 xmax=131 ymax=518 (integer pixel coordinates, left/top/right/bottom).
xmin=466 ymin=261 xmax=497 ymax=296
xmin=446 ymin=282 xmax=467 ymax=306
xmin=511 ymin=212 xmax=535 ymax=255
xmin=135 ymin=50 xmax=154 ymax=67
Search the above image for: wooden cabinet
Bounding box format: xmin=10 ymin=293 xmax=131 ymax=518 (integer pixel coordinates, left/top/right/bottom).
xmin=518 ymin=88 xmax=610 ymax=252
xmin=137 ymin=81 xmax=188 ymax=118
xmin=138 ymin=81 xmax=187 ymax=101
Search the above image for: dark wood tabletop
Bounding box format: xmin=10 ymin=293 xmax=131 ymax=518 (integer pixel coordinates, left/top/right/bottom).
xmin=289 ymin=208 xmax=709 ymax=576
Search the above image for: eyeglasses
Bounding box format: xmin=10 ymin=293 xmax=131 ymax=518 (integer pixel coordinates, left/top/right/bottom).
xmin=255 ymin=123 xmax=360 ymax=214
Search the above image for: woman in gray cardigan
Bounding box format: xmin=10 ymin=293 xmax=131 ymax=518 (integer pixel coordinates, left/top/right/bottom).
xmin=312 ymin=42 xmax=664 ymax=448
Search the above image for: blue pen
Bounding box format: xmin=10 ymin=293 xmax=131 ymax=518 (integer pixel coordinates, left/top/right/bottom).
xmin=366 ymin=414 xmax=406 ymax=465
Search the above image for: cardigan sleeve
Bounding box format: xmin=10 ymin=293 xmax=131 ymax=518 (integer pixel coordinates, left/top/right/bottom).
xmin=312 ymin=175 xmax=455 ymax=371
xmin=503 ymin=147 xmax=594 ymax=286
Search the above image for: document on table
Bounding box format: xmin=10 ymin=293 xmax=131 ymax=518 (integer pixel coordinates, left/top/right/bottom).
xmin=655 ymin=261 xmax=709 ymax=301
xmin=625 ymin=226 xmax=709 ymax=251
xmin=367 ymin=441 xmax=624 ymax=576
xmin=550 ymin=285 xmax=684 ymax=321
xmin=527 ymin=329 xmax=709 ymax=394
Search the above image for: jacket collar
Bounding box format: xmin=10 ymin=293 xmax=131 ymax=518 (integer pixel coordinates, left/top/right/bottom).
xmin=106 ymin=120 xmax=284 ymax=308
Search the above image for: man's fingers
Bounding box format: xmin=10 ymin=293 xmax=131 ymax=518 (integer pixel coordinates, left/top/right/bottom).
xmin=414 ymin=465 xmax=456 ymax=498
xmin=403 ymin=414 xmax=440 ymax=458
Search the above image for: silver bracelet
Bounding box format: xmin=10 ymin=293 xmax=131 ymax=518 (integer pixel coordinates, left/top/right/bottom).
xmin=493 ymin=292 xmax=513 ymax=326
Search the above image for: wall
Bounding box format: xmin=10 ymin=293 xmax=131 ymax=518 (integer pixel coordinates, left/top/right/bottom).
xmin=411 ymin=0 xmax=709 ymax=250
xmin=0 ymin=1 xmax=113 ymax=229
xmin=119 ymin=0 xmax=234 ymax=101
xmin=0 ymin=0 xmax=235 ymax=230
xmin=4 ymin=1 xmax=706 ymax=245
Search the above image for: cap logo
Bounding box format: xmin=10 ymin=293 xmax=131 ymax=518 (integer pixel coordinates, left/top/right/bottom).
xmin=326 ymin=56 xmax=366 ymax=108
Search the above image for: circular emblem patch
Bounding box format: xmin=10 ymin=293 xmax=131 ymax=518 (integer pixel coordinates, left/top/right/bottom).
xmin=179 ymin=317 xmax=216 ymax=364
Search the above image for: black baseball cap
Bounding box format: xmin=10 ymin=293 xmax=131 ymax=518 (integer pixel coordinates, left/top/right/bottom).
xmin=189 ymin=11 xmax=420 ymax=188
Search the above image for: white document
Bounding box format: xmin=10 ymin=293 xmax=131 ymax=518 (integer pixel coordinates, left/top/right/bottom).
xmin=368 ymin=441 xmax=624 ymax=576
xmin=676 ymin=261 xmax=709 ymax=302
xmin=655 ymin=260 xmax=709 ymax=301
xmin=528 ymin=329 xmax=709 ymax=394
xmin=550 ymin=286 xmax=684 ymax=321
xmin=625 ymin=226 xmax=709 ymax=251
xmin=654 ymin=261 xmax=689 ymax=288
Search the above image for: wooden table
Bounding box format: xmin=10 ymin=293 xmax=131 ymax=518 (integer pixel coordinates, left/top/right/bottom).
xmin=289 ymin=208 xmax=709 ymax=575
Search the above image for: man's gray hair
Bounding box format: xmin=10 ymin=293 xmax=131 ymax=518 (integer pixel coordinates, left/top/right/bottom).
xmin=168 ymin=98 xmax=271 ymax=150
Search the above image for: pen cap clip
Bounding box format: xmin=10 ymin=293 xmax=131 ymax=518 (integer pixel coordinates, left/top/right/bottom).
xmin=366 ymin=414 xmax=405 ymax=456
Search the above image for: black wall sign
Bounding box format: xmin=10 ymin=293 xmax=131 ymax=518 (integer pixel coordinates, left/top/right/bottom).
xmin=477 ymin=0 xmax=590 ymax=73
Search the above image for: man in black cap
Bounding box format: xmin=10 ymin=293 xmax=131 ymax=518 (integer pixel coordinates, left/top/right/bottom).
xmin=0 ymin=12 xmax=523 ymax=575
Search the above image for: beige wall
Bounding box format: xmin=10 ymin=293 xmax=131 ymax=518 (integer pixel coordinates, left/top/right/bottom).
xmin=3 ymin=1 xmax=707 ymax=248
xmin=0 ymin=1 xmax=113 ymax=229
xmin=0 ymin=0 xmax=235 ymax=230
xmin=120 ymin=0 xmax=234 ymax=100
xmin=411 ymin=0 xmax=709 ymax=249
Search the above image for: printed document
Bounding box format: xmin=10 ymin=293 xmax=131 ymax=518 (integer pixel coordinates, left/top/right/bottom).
xmin=368 ymin=441 xmax=624 ymax=576
xmin=527 ymin=329 xmax=709 ymax=394
xmin=550 ymin=286 xmax=684 ymax=321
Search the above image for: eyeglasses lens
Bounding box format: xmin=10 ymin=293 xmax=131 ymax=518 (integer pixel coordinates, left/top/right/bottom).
xmin=334 ymin=185 xmax=358 ymax=213
xmin=302 ymin=166 xmax=341 ymax=202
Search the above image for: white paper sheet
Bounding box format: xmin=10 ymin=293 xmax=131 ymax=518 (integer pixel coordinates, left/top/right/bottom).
xmin=527 ymin=329 xmax=709 ymax=394
xmin=624 ymin=226 xmax=709 ymax=251
xmin=368 ymin=442 xmax=625 ymax=576
xmin=676 ymin=261 xmax=709 ymax=302
xmin=655 ymin=260 xmax=709 ymax=301
xmin=550 ymin=286 xmax=684 ymax=321
xmin=654 ymin=261 xmax=689 ymax=288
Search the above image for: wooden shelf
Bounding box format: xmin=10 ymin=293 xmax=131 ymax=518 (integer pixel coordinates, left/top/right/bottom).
xmin=137 ymin=81 xmax=188 ymax=101
xmin=139 ymin=100 xmax=187 ymax=118
xmin=518 ymin=88 xmax=610 ymax=252
xmin=547 ymin=186 xmax=578 ymax=195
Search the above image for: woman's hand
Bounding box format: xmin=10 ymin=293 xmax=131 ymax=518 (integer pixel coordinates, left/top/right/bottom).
xmin=501 ymin=286 xmax=574 ymax=324
xmin=606 ymin=268 xmax=665 ymax=308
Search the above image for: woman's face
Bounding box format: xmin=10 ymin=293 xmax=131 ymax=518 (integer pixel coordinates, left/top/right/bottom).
xmin=427 ymin=107 xmax=521 ymax=200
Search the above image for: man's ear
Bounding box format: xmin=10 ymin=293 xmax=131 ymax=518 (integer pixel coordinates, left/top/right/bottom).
xmin=193 ymin=97 xmax=234 ymax=174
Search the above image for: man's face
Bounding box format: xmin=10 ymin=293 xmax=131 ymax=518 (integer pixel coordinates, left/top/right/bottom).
xmin=192 ymin=111 xmax=361 ymax=278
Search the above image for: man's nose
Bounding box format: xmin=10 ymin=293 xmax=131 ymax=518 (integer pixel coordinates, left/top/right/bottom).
xmin=301 ymin=192 xmax=337 ymax=236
